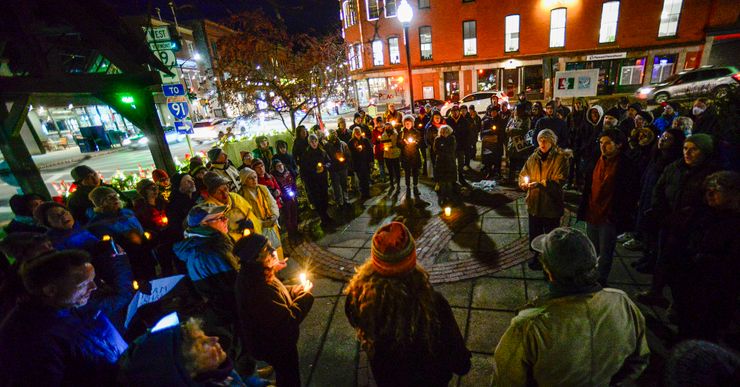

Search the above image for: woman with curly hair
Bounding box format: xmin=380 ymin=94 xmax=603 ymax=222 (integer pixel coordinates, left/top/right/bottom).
xmin=344 ymin=222 xmax=471 ymax=387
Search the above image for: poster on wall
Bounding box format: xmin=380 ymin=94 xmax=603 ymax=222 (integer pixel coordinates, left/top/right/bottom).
xmin=553 ymin=69 xmax=600 ymax=98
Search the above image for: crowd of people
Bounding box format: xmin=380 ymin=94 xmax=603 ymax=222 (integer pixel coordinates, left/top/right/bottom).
xmin=0 ymin=91 xmax=738 ymax=386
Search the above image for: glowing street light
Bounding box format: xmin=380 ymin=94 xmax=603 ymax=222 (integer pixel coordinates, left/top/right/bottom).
xmin=397 ymin=0 xmax=415 ymax=114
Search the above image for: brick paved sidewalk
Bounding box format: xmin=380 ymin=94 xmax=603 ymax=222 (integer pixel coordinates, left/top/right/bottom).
xmin=281 ymin=178 xmax=674 ymax=387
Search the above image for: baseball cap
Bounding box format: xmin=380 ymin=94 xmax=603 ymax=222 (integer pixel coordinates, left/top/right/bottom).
xmin=531 ymin=227 xmax=597 ymax=280
xmin=186 ymin=204 xmax=227 ymax=227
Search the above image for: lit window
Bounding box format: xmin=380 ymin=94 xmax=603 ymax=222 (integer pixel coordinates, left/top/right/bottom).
xmin=388 ymin=37 xmax=400 ymax=64
xmin=505 ymin=15 xmax=520 ymax=52
xmin=372 ymin=40 xmax=384 ymax=66
xmin=599 ymin=1 xmax=620 ymax=43
xmin=419 ymin=26 xmax=432 ymax=60
xmin=385 ymin=0 xmax=397 ymax=17
xmin=349 ymin=43 xmax=363 ymax=70
xmin=367 ymin=0 xmax=380 ymax=20
xmin=658 ymin=0 xmax=683 ymax=37
xmin=549 ymin=8 xmax=567 ymax=48
xmin=343 ymin=1 xmax=357 ymax=28
xmin=418 ymin=0 xmax=430 ymax=9
xmin=463 ymin=21 xmax=477 ymax=56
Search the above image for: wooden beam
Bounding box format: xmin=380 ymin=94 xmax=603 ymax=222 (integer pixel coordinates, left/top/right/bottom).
xmin=0 ymin=72 xmax=162 ymax=96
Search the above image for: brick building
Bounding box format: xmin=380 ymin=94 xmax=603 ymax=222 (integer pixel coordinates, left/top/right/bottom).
xmin=340 ymin=0 xmax=740 ymax=107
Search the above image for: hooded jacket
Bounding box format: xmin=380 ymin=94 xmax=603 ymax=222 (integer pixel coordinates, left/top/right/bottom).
xmin=577 ymin=105 xmax=604 ymax=164
xmin=520 ymin=148 xmax=571 ymax=218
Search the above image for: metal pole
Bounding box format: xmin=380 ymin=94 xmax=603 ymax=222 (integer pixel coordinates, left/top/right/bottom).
xmin=403 ymin=24 xmax=414 ymax=115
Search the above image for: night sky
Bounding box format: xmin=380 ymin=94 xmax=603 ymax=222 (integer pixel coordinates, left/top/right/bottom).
xmin=109 ymin=0 xmax=340 ymax=36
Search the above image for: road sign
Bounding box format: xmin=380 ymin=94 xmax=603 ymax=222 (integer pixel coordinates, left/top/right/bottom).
xmin=174 ymin=120 xmax=194 ymax=134
xmin=168 ymin=101 xmax=189 ymax=119
xmin=162 ymin=83 xmax=186 ymax=97
xmin=149 ymin=41 xmax=175 ymax=51
xmin=145 ymin=26 xmax=170 ymax=42
xmin=159 ymin=68 xmax=179 ymax=83
xmin=154 ymin=50 xmax=177 ymax=68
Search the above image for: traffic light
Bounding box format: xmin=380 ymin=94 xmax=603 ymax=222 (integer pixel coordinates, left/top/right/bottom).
xmin=167 ymin=26 xmax=183 ymax=52
xmin=119 ymin=94 xmax=136 ymax=109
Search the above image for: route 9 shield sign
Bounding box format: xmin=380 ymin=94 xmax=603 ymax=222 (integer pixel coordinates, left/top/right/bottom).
xmin=167 ymin=101 xmax=189 ymax=119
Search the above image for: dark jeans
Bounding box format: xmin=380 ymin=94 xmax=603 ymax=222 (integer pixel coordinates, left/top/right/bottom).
xmin=403 ymin=165 xmax=419 ymax=188
xmin=385 ymin=157 xmax=401 ymax=186
xmin=420 ymin=146 xmax=428 ymax=175
xmin=279 ymin=198 xmax=299 ymax=235
xmin=264 ymin=347 xmax=301 ymax=387
xmin=586 ymin=222 xmax=617 ymax=285
xmin=456 ymin=151 xmax=466 ymax=183
xmin=437 ymin=181 xmax=455 ymax=205
xmin=306 ymin=173 xmax=329 ymax=221
xmin=355 ymin=167 xmax=371 ymax=196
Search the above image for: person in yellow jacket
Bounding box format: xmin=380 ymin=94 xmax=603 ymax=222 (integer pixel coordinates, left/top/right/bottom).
xmin=238 ymin=168 xmax=283 ymax=260
xmin=203 ymin=171 xmax=261 ymax=242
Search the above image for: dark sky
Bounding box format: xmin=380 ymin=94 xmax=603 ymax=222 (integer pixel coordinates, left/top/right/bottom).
xmin=109 ymin=0 xmax=340 ymax=36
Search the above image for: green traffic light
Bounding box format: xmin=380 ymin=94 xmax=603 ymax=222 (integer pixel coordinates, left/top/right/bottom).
xmin=121 ymin=95 xmax=135 ymax=104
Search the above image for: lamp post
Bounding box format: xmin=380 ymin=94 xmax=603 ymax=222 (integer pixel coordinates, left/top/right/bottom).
xmin=397 ymin=0 xmax=414 ymax=114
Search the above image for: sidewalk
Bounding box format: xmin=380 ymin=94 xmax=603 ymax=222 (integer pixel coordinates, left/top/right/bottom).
xmin=285 ymin=176 xmax=670 ymax=387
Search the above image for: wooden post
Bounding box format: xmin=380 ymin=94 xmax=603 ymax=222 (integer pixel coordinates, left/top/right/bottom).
xmin=0 ymin=95 xmax=51 ymax=199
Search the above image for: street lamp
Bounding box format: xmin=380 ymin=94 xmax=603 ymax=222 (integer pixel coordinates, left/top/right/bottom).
xmin=397 ymin=0 xmax=414 ymax=114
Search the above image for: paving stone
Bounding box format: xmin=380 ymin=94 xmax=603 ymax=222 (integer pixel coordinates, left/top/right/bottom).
xmin=481 ymin=216 xmax=522 ymax=234
xmin=298 ymin=296 xmax=339 ymax=384
xmin=329 ymin=235 xmax=371 ymax=248
xmin=489 ymin=263 xmax=525 ymax=279
xmin=466 ymin=310 xmax=515 ymax=354
xmin=352 ymin=248 xmax=371 ymax=263
xmin=435 ymin=280 xmax=474 ymax=308
xmin=308 ymin=296 xmax=358 ymax=387
xmin=472 ymin=277 xmax=527 ymax=310
xmin=448 ymin=233 xmax=480 ymax=251
xmin=326 ymin=247 xmax=361 ymax=260
xmin=310 ymin=276 xmax=346 ymax=298
xmin=458 ymin=353 xmax=496 ymax=387
xmin=479 ymin=233 xmax=521 ymax=252
xmin=452 ymin=307 xmax=470 ymax=340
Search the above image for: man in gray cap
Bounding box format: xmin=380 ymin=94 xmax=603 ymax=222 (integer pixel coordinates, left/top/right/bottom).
xmin=493 ymin=227 xmax=650 ymax=386
xmin=66 ymin=164 xmax=129 ymax=225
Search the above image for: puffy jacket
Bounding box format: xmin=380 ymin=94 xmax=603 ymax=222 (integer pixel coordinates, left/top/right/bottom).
xmin=399 ymin=127 xmax=423 ymax=168
xmin=651 ymin=158 xmax=719 ymax=222
xmin=494 ymin=288 xmax=649 ymax=387
xmin=653 ymin=112 xmax=678 ymax=134
xmin=520 ymin=148 xmax=570 ymax=218
xmin=205 ymin=192 xmax=261 ymax=242
xmin=87 ymin=208 xmax=145 ymax=248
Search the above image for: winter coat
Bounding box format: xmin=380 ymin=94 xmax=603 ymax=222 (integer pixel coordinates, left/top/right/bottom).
xmin=174 ymin=226 xmax=238 ymax=321
xmin=324 ymin=138 xmax=352 ymax=172
xmin=414 ymin=116 xmax=430 ymax=148
xmin=372 ymin=127 xmax=385 ymax=160
xmin=520 ymin=148 xmax=570 ymax=218
xmin=167 ymin=190 xmax=198 ymax=239
xmin=87 ymin=208 xmax=146 ymax=253
xmin=4 ymin=216 xmax=46 ymax=234
xmin=446 ymin=115 xmax=470 ymax=152
xmin=433 ymin=135 xmax=457 ymax=182
xmin=381 ymin=129 xmax=401 ymax=159
xmin=256 ymin=173 xmax=283 ymax=208
xmin=692 ymin=108 xmax=721 ymax=139
xmin=337 ymin=128 xmax=353 ymax=144
xmin=209 ymin=162 xmax=241 ymax=192
xmin=0 ymin=299 xmax=128 ymax=386
xmin=349 ymin=136 xmax=374 ymax=173
xmin=252 ymin=146 xmax=275 ymax=169
xmin=273 ymin=167 xmax=298 ymax=204
xmin=133 ymin=197 xmax=169 ymax=232
xmin=653 ymin=112 xmax=678 ymax=134
xmin=399 ymin=127 xmax=423 ymax=169
xmin=505 ymin=116 xmax=534 ymax=160
xmin=468 ymin=113 xmax=482 ymax=145
xmin=651 ymin=158 xmax=719 ymax=224
xmin=576 ymin=106 xmax=604 ymax=165
xmin=235 ymin=273 xmax=314 ymax=360
xmin=494 ymin=288 xmax=649 ymax=387
xmin=349 ymin=123 xmax=373 ymax=141
xmin=383 ymin=110 xmax=403 ymax=126
xmin=291 ymin=137 xmax=309 ymax=166
xmin=533 ymin=116 xmax=570 ymax=148
xmin=274 ymin=152 xmax=298 ymax=178
xmin=480 ymin=115 xmax=507 ymax=152
xmin=345 ymin=291 xmax=471 ymax=387
xmin=67 ymin=183 xmax=128 ymax=225
xmin=204 ymin=192 xmax=261 ymax=242
xmin=300 ymin=146 xmax=332 ymax=179
xmin=578 ymin=154 xmax=640 ymax=233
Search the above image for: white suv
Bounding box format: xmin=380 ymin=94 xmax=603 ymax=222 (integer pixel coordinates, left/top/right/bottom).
xmin=440 ymin=91 xmax=509 ymax=116
xmin=636 ymin=66 xmax=740 ymax=103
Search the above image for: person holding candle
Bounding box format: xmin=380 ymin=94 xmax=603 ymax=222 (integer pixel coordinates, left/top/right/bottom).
xmin=519 ymin=129 xmax=571 ymax=271
xmin=325 ymin=129 xmax=353 ymax=208
xmin=400 ymin=114 xmax=423 ymax=196
xmin=234 ymin=233 xmax=314 ymax=387
xmin=446 ymin=105 xmax=471 ymax=184
xmin=300 ymin=134 xmax=333 ymax=227
xmin=133 ymin=179 xmax=169 ymax=235
xmin=272 ymin=159 xmax=300 ymax=238
xmin=349 ymin=127 xmax=374 ymax=200
xmin=481 ymin=104 xmax=508 ymax=180
xmin=238 ymin=167 xmax=284 ymax=261
xmin=384 ymin=102 xmax=403 ymax=128
xmin=434 ymin=125 xmax=458 ymax=206
xmin=425 ymin=110 xmax=447 ymax=179
xmin=381 ymin=123 xmax=402 ymax=192
xmin=372 ymin=116 xmax=387 ymax=182
xmin=344 ymin=222 xmax=471 ymax=386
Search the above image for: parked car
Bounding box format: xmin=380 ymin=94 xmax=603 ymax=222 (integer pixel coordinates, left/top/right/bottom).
xmin=440 ymin=91 xmax=509 ymax=117
xmin=189 ymin=119 xmax=234 ymax=143
xmin=636 ymin=66 xmax=740 ymax=103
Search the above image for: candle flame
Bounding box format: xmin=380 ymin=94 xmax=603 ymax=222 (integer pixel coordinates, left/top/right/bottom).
xmin=243 ymin=229 xmax=251 ymax=236
xmin=144 ymin=231 xmax=151 ymax=240
xmin=299 ymin=272 xmax=307 ymax=284
xmin=444 ymin=207 xmax=452 ymax=216
xmin=161 ymin=216 xmax=169 ymax=225
xmin=338 ymin=157 xmax=345 ymax=162
xmin=133 ymin=280 xmax=139 ymax=290
xmin=524 ymin=176 xmax=530 ymax=185
xmin=102 ymin=235 xmax=111 ymax=241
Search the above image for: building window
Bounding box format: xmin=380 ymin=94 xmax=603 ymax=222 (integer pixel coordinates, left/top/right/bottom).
xmin=477 ymin=69 xmax=497 ymax=91
xmin=385 ymin=0 xmax=397 ymax=17
xmin=658 ymin=0 xmax=683 ymax=37
xmin=419 ymin=26 xmax=432 ymax=60
xmin=549 ymin=8 xmax=567 ymax=48
xmin=463 ymin=21 xmax=477 ymax=56
xmin=343 ymin=1 xmax=357 ymax=28
xmin=372 ymin=40 xmax=384 ymax=66
xmin=418 ymin=0 xmax=430 ymax=9
xmin=651 ymin=55 xmax=677 ymax=83
xmin=349 ymin=43 xmax=363 ymax=70
xmin=505 ymin=15 xmax=520 ymax=52
xmin=598 ymin=1 xmax=620 ymax=43
xmin=388 ymin=37 xmax=400 ymax=64
xmin=366 ymin=0 xmax=380 ymax=20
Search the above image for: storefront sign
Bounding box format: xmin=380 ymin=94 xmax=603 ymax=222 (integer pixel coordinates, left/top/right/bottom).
xmin=553 ymin=69 xmax=600 ymax=98
xmin=586 ymin=52 xmax=627 ymax=61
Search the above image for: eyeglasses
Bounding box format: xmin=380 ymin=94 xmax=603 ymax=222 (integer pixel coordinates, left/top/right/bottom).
xmin=206 ymin=215 xmax=228 ymax=223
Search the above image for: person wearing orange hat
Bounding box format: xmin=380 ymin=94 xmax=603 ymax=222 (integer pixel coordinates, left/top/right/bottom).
xmin=344 ymin=222 xmax=471 ymax=386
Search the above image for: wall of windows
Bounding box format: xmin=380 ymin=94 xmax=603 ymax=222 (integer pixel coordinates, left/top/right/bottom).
xmin=599 ymin=1 xmax=620 ymax=43
xmin=658 ymin=0 xmax=683 ymax=37
xmin=388 ymin=37 xmax=401 ymax=64
xmin=349 ymin=43 xmax=363 ymax=70
xmin=550 ymin=8 xmax=567 ymax=48
xmin=463 ymin=21 xmax=477 ymax=56
xmin=505 ymin=15 xmax=520 ymax=52
xmin=419 ymin=26 xmax=432 ymax=60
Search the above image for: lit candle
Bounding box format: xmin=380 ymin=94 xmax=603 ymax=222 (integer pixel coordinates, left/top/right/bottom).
xmin=407 ymin=137 xmax=415 ymax=144
xmin=357 ymin=145 xmax=363 ymax=151
xmin=243 ymin=229 xmax=251 ymax=237
xmin=391 ymin=120 xmax=397 ymax=126
xmin=444 ymin=207 xmax=452 ymax=217
xmin=317 ymin=162 xmax=323 ymax=168
xmin=160 ymin=216 xmax=169 ymax=226
xmin=144 ymin=231 xmax=151 ymax=240
xmin=299 ymin=272 xmax=309 ymax=287
xmin=523 ymin=176 xmax=530 ymax=185
xmin=133 ymin=280 xmax=139 ymax=291
xmin=338 ymin=156 xmax=345 ymax=162
xmin=102 ymin=235 xmax=111 ymax=241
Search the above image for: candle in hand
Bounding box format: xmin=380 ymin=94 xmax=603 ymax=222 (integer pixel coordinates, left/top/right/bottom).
xmin=338 ymin=156 xmax=345 ymax=162
xmin=523 ymin=176 xmax=530 ymax=185
xmin=358 ymin=145 xmax=363 ymax=151
xmin=444 ymin=207 xmax=452 ymax=217
xmin=299 ymin=272 xmax=309 ymax=287
xmin=243 ymin=229 xmax=251 ymax=237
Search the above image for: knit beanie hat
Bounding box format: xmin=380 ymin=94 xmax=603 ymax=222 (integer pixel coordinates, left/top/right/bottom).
xmin=531 ymin=227 xmax=598 ymax=282
xmin=251 ymin=158 xmax=264 ymax=169
xmin=88 ymin=186 xmax=117 ymax=207
xmin=135 ymin=179 xmax=157 ymax=195
xmin=234 ymin=233 xmax=270 ymax=264
xmin=33 ymin=201 xmax=67 ymax=227
xmin=402 ymin=114 xmax=415 ymax=123
xmin=203 ymin=171 xmax=229 ymax=193
xmin=189 ymin=165 xmax=206 ymax=178
xmin=70 ymin=165 xmax=96 ymax=182
xmin=537 ymin=128 xmax=558 ymax=145
xmin=239 ymin=167 xmax=257 ymax=184
xmin=685 ymin=134 xmax=714 ymax=156
xmin=628 ymin=102 xmax=643 ymax=112
xmin=151 ymin=169 xmax=169 ymax=183
xmin=170 ymin=173 xmax=187 ymax=193
xmin=207 ymin=147 xmax=223 ymax=163
xmin=371 ymin=222 xmax=417 ymax=276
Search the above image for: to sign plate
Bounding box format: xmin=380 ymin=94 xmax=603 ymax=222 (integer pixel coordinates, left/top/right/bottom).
xmin=162 ymin=83 xmax=186 ymax=97
xmin=167 ymin=101 xmax=189 ymax=119
xmin=175 ymin=121 xmax=194 ymax=134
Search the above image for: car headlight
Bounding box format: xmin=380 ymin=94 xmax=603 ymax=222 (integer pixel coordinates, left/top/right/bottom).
xmin=637 ymin=87 xmax=654 ymax=94
xmin=122 ymin=139 xmax=131 ymax=146
xmin=139 ymin=137 xmax=149 ymax=145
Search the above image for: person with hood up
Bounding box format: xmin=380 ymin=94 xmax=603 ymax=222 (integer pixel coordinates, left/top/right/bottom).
xmin=505 ymin=107 xmax=534 ymax=182
xmin=446 ymin=105 xmax=471 ymax=183
xmin=519 ymin=129 xmax=571 ymax=271
xmin=434 ymin=125 xmax=457 ymax=206
xmin=575 ymin=105 xmax=605 ymax=187
xmin=300 ymin=134 xmax=333 ymax=227
xmin=424 ymin=110 xmax=446 ymax=177
xmin=400 ymin=114 xmax=423 ymax=196
xmin=234 ymin=233 xmax=314 ymax=387
xmin=324 ymin=128 xmax=352 ymax=207
xmin=203 ymin=172 xmax=261 ymax=242
xmin=152 ymin=169 xmax=172 ymax=202
xmin=238 ymin=167 xmax=283 ymax=260
xmin=251 ymin=136 xmax=275 ymax=168
xmin=271 ymin=159 xmax=300 ymax=237
xmin=119 ymin=317 xmax=266 ymax=387
xmin=273 ymin=140 xmax=298 ymax=178
xmin=348 ymin=126 xmax=374 ymax=199
xmin=336 ymin=117 xmax=352 ymax=144
xmin=291 ymin=125 xmax=310 ymax=168
xmin=86 ymin=186 xmax=154 ymax=282
xmin=480 ymin=104 xmax=507 ymax=180
xmin=381 ymin=122 xmax=402 ymax=191
xmin=207 ymin=147 xmax=241 ymax=192
xmin=349 ymin=112 xmax=373 ymax=140
xmin=344 ymin=222 xmax=471 ymax=387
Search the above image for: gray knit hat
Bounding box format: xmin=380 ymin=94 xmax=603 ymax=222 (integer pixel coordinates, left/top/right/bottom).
xmin=537 ymin=128 xmax=558 ymax=144
xmin=532 ymin=227 xmax=597 ymax=282
xmin=88 ymin=186 xmax=118 ymax=208
xmin=203 ymin=171 xmax=229 ymax=193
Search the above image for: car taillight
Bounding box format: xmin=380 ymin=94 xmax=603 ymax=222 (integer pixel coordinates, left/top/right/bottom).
xmin=732 ymin=73 xmax=740 ymax=83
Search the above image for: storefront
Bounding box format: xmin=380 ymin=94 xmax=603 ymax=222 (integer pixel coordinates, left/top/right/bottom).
xmin=565 ymin=52 xmax=647 ymax=95
xmin=354 ymin=75 xmax=405 ymax=108
xmin=443 ymin=71 xmax=460 ymax=101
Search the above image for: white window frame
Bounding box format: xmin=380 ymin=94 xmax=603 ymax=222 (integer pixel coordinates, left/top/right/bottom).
xmin=388 ymin=37 xmax=401 ymax=64
xmin=343 ymin=1 xmax=357 ymax=28
xmin=384 ymin=0 xmax=397 ymax=18
xmin=658 ymin=0 xmax=683 ymax=37
xmin=505 ymin=14 xmax=520 ymax=52
xmin=418 ymin=0 xmax=430 ymax=9
xmin=599 ymin=1 xmax=620 ymax=43
xmin=349 ymin=43 xmax=363 ymax=70
xmin=372 ymin=40 xmax=384 ymax=66
xmin=549 ymin=8 xmax=567 ymax=48
xmin=463 ymin=20 xmax=477 ymax=56
xmin=419 ymin=26 xmax=432 ymax=60
xmin=366 ymin=0 xmax=380 ymax=21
